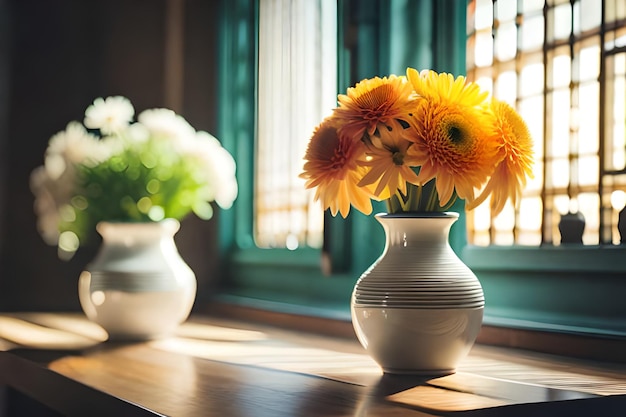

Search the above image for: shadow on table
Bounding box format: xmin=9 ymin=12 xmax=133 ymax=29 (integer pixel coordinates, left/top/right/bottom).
xmin=358 ymin=372 xmax=620 ymax=417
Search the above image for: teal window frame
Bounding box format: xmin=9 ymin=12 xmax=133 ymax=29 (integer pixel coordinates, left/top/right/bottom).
xmin=216 ymin=0 xmax=626 ymax=340
xmin=216 ymin=0 xmax=467 ymax=318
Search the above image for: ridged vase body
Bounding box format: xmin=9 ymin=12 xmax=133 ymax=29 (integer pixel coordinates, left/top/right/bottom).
xmin=78 ymin=219 xmax=196 ymax=341
xmin=351 ymin=213 xmax=484 ymax=375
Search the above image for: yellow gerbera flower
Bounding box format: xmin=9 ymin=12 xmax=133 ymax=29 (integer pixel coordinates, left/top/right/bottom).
xmin=407 ymin=98 xmax=499 ymax=207
xmin=406 ymin=68 xmax=488 ymax=107
xmin=358 ymin=123 xmax=420 ymax=198
xmin=301 ymin=68 xmax=534 ymax=219
xmin=467 ymin=100 xmax=534 ymax=215
xmin=300 ymin=118 xmax=373 ymax=217
xmin=334 ymin=75 xmax=415 ymax=142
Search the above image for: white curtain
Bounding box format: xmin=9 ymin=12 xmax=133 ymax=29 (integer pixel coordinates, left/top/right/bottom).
xmin=256 ymin=0 xmax=337 ymax=249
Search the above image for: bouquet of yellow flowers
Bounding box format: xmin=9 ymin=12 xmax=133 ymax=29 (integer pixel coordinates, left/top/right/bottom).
xmin=30 ymin=96 xmax=237 ymax=258
xmin=301 ymin=68 xmax=534 ymax=217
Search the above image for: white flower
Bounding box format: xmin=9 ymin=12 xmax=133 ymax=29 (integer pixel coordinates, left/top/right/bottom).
xmin=45 ymin=122 xmax=103 ymax=179
xmin=31 ymin=122 xmax=109 ymax=246
xmin=190 ymin=131 xmax=238 ymax=209
xmin=213 ymin=146 xmax=238 ymax=209
xmin=98 ymin=134 xmax=126 ymax=157
xmin=84 ymin=96 xmax=134 ymax=134
xmin=137 ymin=108 xmax=196 ymax=142
xmin=31 ymin=95 xmax=238 ymax=256
xmin=125 ymin=122 xmax=150 ymax=143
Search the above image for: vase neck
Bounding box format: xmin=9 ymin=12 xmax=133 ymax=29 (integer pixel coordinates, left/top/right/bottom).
xmin=96 ymin=219 xmax=180 ymax=244
xmin=376 ymin=214 xmax=458 ymax=248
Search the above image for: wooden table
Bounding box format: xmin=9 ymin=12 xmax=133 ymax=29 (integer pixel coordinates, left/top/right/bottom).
xmin=1 ymin=312 xmax=625 ymax=416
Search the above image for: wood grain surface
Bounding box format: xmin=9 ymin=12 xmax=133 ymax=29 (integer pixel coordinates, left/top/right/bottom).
xmin=1 ymin=312 xmax=625 ymax=416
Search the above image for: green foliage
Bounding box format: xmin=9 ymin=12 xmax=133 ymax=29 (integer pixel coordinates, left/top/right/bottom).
xmin=63 ymin=139 xmax=208 ymax=244
xmin=31 ymin=96 xmax=237 ymax=258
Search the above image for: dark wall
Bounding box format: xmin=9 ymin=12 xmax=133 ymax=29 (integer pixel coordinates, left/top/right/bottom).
xmin=0 ymin=0 xmax=221 ymax=311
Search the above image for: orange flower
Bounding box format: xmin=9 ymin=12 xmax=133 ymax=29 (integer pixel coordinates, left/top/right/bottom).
xmin=300 ymin=118 xmax=373 ymax=217
xmin=467 ymin=100 xmax=534 ymax=215
xmin=358 ymin=123 xmax=420 ymax=198
xmin=334 ymin=75 xmax=415 ymax=142
xmin=301 ymin=68 xmax=534 ymax=217
xmin=406 ymin=71 xmax=498 ymax=207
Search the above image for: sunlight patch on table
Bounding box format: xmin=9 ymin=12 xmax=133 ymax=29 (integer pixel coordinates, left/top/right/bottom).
xmin=150 ymin=336 xmax=382 ymax=385
xmin=0 ymin=315 xmax=103 ymax=350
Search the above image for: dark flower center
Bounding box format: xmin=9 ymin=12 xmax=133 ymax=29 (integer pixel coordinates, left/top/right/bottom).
xmin=448 ymin=125 xmax=464 ymax=145
xmin=331 ymin=149 xmax=348 ymax=170
xmin=391 ymin=150 xmax=404 ymax=166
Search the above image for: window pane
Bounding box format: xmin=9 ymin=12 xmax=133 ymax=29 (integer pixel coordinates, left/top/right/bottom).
xmin=550 ymin=158 xmax=570 ymax=188
xmin=496 ymin=0 xmax=517 ymax=21
xmin=492 ymin=204 xmax=516 ymax=245
xmin=521 ymin=15 xmax=544 ymax=51
xmin=518 ymin=196 xmax=542 ymax=245
xmin=467 ymin=0 xmax=619 ymax=245
xmin=495 ymin=21 xmax=518 ymax=61
xmin=520 ymin=63 xmax=544 ymax=96
xmin=606 ymin=0 xmax=626 ymax=21
xmin=255 ymin=0 xmax=336 ymax=249
xmin=527 ymin=160 xmax=544 ymax=193
xmin=475 ymin=75 xmax=494 ymax=94
xmin=578 ymin=155 xmax=599 ymax=186
xmin=548 ymin=3 xmax=571 ymax=42
xmin=549 ymin=89 xmax=570 ymax=158
xmin=523 ymin=0 xmax=545 ymax=13
xmin=604 ymin=27 xmax=626 ymax=51
xmin=605 ymin=52 xmax=626 ymax=171
xmin=547 ymin=0 xmax=570 ymax=6
xmin=578 ymin=192 xmax=600 ymax=244
xmin=475 ymin=30 xmax=494 ymax=67
xmin=518 ymin=96 xmax=544 ymax=160
xmin=474 ymin=0 xmax=494 ymax=30
xmin=548 ymin=48 xmax=571 ymax=89
xmin=578 ymin=81 xmax=599 ymax=154
xmin=579 ymin=0 xmax=602 ymax=32
xmin=495 ymin=70 xmax=517 ymax=102
xmin=578 ymin=42 xmax=600 ymax=82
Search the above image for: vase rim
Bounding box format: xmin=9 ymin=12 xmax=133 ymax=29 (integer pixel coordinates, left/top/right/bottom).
xmin=376 ymin=212 xmax=460 ymax=219
xmin=96 ymin=218 xmax=181 ymax=235
xmin=97 ymin=218 xmax=179 ymax=224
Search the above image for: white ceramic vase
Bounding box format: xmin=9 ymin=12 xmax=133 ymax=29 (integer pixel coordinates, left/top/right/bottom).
xmin=78 ymin=219 xmax=196 ymax=341
xmin=351 ymin=212 xmax=484 ymax=375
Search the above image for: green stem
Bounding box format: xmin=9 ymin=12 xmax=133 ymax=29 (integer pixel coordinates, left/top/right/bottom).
xmin=386 ymin=190 xmax=403 ymax=213
xmin=385 ymin=180 xmax=457 ymax=213
xmin=426 ymin=186 xmax=436 ymax=211
xmin=440 ymin=193 xmax=458 ymax=211
xmin=411 ymin=183 xmax=422 ymax=211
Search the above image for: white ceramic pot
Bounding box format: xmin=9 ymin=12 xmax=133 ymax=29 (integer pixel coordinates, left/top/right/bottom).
xmin=350 ymin=212 xmax=484 ymax=375
xmin=78 ymin=219 xmax=196 ymax=341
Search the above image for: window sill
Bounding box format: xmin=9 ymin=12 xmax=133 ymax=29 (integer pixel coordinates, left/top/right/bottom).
xmin=204 ymin=295 xmax=626 ymax=363
xmin=217 ymin=244 xmax=626 ymax=362
xmin=462 ymin=245 xmax=626 ymax=340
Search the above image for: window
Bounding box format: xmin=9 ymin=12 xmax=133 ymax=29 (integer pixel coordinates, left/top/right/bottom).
xmin=255 ymin=0 xmax=337 ymax=250
xmin=216 ymin=0 xmax=358 ymax=313
xmin=466 ymin=0 xmax=626 ymax=246
xmin=217 ymin=0 xmax=470 ymax=311
xmin=218 ymin=0 xmax=625 ymax=340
